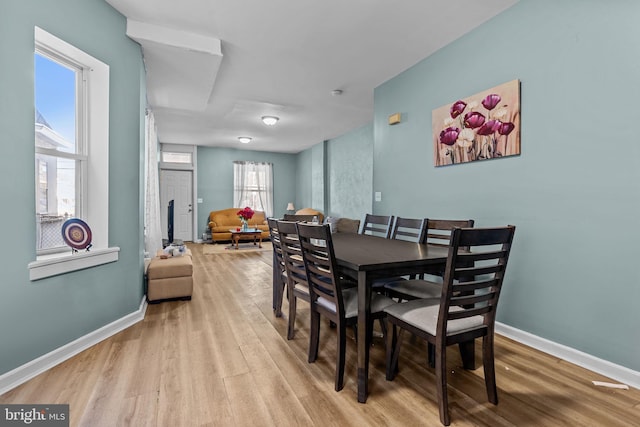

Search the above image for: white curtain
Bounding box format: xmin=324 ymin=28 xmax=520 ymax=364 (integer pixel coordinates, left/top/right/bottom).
xmin=144 ymin=110 xmax=163 ymax=256
xmin=233 ymin=161 xmax=273 ymax=217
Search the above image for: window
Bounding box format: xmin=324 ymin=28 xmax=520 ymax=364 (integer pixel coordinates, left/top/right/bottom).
xmin=35 ymin=51 xmax=84 ymax=254
xmin=161 ymin=151 xmax=192 ymax=164
xmin=233 ymin=161 xmax=273 ymax=217
xmin=29 ymin=27 xmax=117 ymax=280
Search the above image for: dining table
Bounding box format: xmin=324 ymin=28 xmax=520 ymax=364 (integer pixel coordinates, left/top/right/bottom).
xmin=270 ymin=231 xmax=473 ymax=402
xmin=331 ymin=233 xmax=456 ymax=403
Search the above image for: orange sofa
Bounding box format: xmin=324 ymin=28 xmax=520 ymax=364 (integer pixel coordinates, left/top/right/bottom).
xmin=208 ymin=208 xmax=270 ymax=242
xmin=294 ymin=208 xmax=324 ymax=222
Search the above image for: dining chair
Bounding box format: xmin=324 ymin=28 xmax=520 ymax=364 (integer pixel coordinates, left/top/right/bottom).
xmin=268 ymin=218 xmax=286 ymax=317
xmin=425 ymin=219 xmax=475 ymax=248
xmin=384 ymin=225 xmax=516 ymax=426
xmin=277 ymin=220 xmax=311 ymax=340
xmin=384 ymin=218 xmax=475 ymax=301
xmin=296 ymin=222 xmax=395 ymax=392
xmin=390 ymin=217 xmax=428 ymax=243
xmin=372 ymin=217 xmax=428 ymax=291
xmin=359 ymin=214 xmax=394 ymax=238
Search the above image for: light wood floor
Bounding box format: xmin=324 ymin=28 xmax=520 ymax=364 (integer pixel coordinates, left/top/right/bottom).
xmin=2 ymin=243 xmax=639 ymax=426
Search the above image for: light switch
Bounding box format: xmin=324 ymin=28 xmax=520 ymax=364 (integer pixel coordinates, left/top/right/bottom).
xmin=197 ymin=198 xmax=203 ymax=203
xmin=375 ymin=192 xmax=382 ymax=202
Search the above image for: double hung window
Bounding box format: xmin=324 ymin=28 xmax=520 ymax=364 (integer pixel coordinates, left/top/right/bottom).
xmin=30 ymin=27 xmax=116 ymax=280
xmin=233 ymin=161 xmax=273 ymax=217
xmin=35 ymin=48 xmax=86 ymax=254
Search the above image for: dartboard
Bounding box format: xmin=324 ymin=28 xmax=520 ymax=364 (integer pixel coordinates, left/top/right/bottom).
xmin=61 ymin=218 xmax=93 ymax=250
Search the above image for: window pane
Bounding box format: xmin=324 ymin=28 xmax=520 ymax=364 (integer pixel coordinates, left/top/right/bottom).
xmin=34 ymin=53 xmax=77 ymax=154
xmin=35 ymin=154 xmax=76 ymax=251
xmin=162 ymin=152 xmax=192 ymax=163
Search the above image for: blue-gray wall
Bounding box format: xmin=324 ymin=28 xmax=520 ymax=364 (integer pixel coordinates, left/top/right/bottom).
xmin=373 ymin=0 xmax=640 ymax=371
xmin=295 ymin=148 xmax=314 ymax=210
xmin=0 ymin=0 xmax=145 ymax=375
xmin=295 ymin=143 xmax=326 ymax=214
xmin=294 ymin=125 xmax=374 ymax=221
xmin=197 ymin=147 xmax=297 ymax=233
xmin=326 ymin=123 xmax=373 ymax=219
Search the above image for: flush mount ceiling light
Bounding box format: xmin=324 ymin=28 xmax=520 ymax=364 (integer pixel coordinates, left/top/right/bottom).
xmin=261 ymin=116 xmax=279 ymax=126
xmin=238 ymin=136 xmax=252 ymax=144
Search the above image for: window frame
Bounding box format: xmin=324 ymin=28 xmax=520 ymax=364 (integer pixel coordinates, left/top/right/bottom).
xmin=29 ymin=27 xmax=118 ymax=280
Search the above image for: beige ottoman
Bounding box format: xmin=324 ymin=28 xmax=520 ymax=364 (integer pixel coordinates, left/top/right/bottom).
xmin=146 ymin=249 xmax=193 ymax=303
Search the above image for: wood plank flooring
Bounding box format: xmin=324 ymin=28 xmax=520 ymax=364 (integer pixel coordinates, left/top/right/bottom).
xmin=1 ymin=243 xmax=639 ymax=426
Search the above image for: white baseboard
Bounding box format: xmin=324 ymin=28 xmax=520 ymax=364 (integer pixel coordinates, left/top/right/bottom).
xmin=0 ymin=296 xmax=147 ymax=396
xmin=496 ymin=322 xmax=640 ymax=390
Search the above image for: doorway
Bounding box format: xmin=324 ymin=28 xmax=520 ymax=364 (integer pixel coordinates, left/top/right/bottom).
xmin=160 ymin=169 xmax=194 ymax=242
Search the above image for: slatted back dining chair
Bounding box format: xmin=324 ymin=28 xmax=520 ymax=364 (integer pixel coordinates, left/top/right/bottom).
xmin=268 ymin=218 xmax=286 ymax=317
xmin=390 ymin=217 xmax=428 ymax=243
xmin=359 ymin=214 xmax=394 ymax=238
xmin=425 ymin=219 xmax=475 ymax=247
xmin=384 ymin=225 xmax=516 ymax=426
xmin=423 ymin=218 xmax=476 ymax=280
xmin=372 ymin=217 xmax=428 ymax=291
xmin=296 ymin=222 xmax=394 ymax=392
xmin=383 ymin=217 xmax=452 ymax=300
xmin=277 ymin=220 xmax=311 ymax=340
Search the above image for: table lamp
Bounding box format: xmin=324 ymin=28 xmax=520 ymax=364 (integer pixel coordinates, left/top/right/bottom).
xmin=286 ymin=202 xmax=295 ymax=214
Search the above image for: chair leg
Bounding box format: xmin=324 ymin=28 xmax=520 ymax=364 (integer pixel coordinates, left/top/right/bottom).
xmin=335 ymin=322 xmax=346 ymax=391
xmin=483 ymin=334 xmax=498 ymax=404
xmin=378 ymin=317 xmax=387 ymax=338
xmin=427 ymin=342 xmax=435 ymax=368
xmin=386 ymin=325 xmax=404 ymax=380
xmin=385 ymin=323 xmax=397 ymax=380
xmin=274 ymin=277 xmax=285 ymax=318
xmin=459 ymin=339 xmax=476 ymax=370
xmin=287 ymin=292 xmax=297 ymax=340
xmin=435 ymin=342 xmax=450 ymax=426
xmin=308 ymin=309 xmax=321 ymax=363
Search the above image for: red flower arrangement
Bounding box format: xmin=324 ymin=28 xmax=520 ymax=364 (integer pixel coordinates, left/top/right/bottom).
xmin=237 ymin=207 xmax=255 ymax=221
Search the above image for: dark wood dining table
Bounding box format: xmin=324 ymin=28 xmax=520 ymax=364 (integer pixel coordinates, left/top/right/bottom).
xmin=330 ymin=233 xmax=451 ymax=403
xmin=271 ymin=231 xmax=465 ymax=402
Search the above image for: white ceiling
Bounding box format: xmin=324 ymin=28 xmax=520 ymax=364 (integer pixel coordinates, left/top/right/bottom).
xmin=105 ymin=0 xmax=517 ymax=153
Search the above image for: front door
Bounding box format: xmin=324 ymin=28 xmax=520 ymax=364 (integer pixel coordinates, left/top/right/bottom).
xmin=160 ymin=169 xmax=193 ymax=242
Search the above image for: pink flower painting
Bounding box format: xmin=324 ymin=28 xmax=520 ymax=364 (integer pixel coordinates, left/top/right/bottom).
xmin=433 ymin=79 xmax=520 ymax=166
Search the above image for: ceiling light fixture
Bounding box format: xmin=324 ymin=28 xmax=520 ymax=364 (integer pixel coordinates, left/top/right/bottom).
xmin=261 ymin=116 xmax=279 ymax=126
xmin=238 ymin=136 xmax=252 ymax=144
xmin=331 ymin=89 xmax=343 ymax=96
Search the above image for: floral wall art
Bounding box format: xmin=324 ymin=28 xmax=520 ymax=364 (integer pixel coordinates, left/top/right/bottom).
xmin=433 ymin=79 xmax=520 ymax=166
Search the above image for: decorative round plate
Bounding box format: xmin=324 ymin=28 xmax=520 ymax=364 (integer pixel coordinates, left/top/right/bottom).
xmin=61 ymin=218 xmax=92 ymax=250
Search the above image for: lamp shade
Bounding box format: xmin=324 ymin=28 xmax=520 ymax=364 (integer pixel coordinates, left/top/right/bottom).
xmin=286 ymin=202 xmax=295 ymax=211
xmin=261 ymin=116 xmax=279 ymax=126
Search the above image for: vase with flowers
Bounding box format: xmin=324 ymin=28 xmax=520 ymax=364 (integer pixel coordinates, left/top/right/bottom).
xmin=237 ymin=206 xmax=255 ymax=231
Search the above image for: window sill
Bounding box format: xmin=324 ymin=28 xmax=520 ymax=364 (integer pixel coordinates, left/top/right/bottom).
xmin=28 ymin=247 xmax=120 ymax=281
